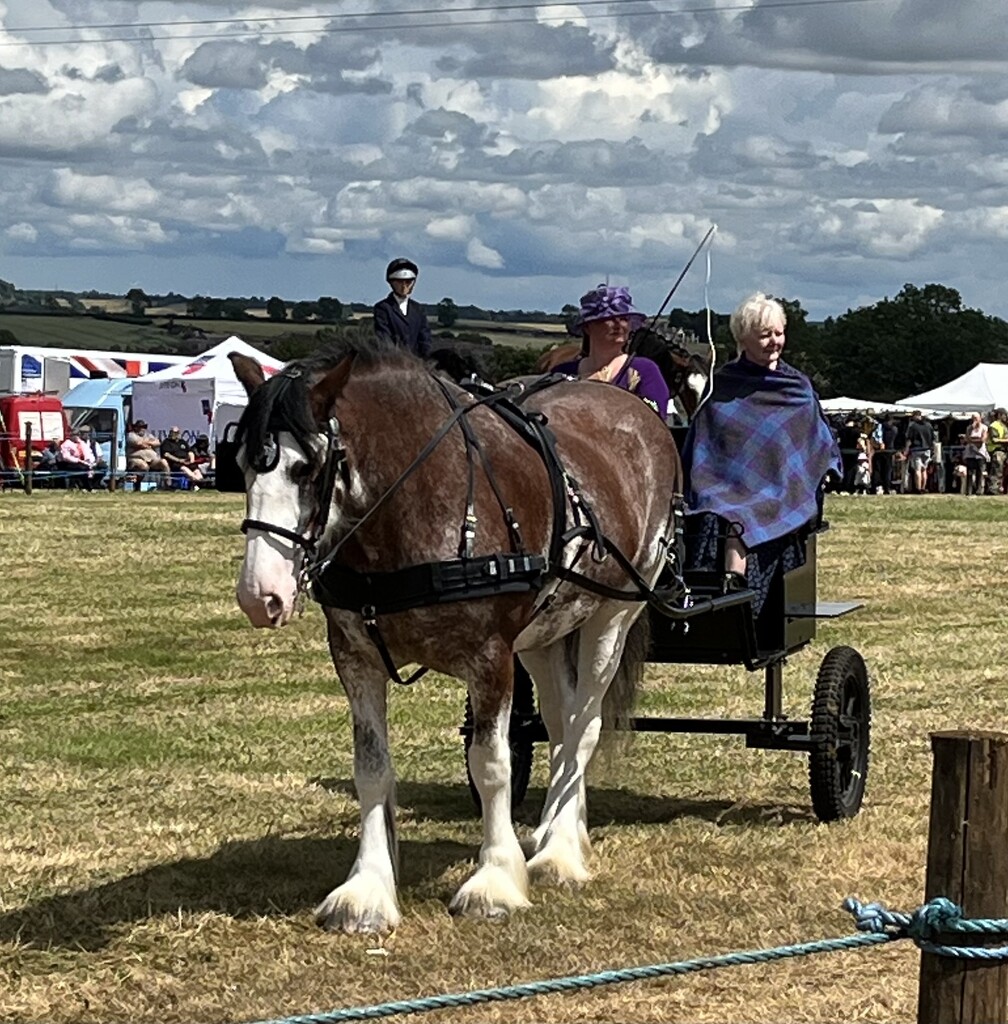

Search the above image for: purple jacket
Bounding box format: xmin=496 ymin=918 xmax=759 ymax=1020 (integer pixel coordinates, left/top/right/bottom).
xmin=553 ymin=355 xmax=669 ymax=422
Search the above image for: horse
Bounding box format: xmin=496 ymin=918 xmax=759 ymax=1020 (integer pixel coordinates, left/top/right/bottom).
xmin=228 ymin=341 xmax=681 ymax=934
xmin=536 ymin=327 xmax=713 ymax=422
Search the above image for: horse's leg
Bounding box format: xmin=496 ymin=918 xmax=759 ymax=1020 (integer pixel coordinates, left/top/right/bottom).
xmin=526 ymin=605 xmax=639 ymax=885
xmin=517 ymin=639 xmax=581 ymax=858
xmin=314 ymin=640 xmax=400 ymax=934
xmin=450 ymin=646 xmax=530 ymax=919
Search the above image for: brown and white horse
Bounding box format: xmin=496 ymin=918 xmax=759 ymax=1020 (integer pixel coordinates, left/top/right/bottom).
xmin=229 ymin=342 xmax=680 ymax=933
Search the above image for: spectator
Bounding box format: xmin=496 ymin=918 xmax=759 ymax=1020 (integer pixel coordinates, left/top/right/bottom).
xmin=190 ymin=434 xmax=214 ymax=478
xmin=372 ymin=257 xmax=432 ymax=357
xmin=160 ymin=425 xmax=203 ymax=488
xmin=77 ymin=425 xmax=108 ymax=481
xmin=985 ymin=408 xmax=1007 ymax=495
xmin=853 ymin=436 xmax=871 ymax=494
xmin=59 ymin=426 xmax=97 ymax=490
xmin=836 ymin=416 xmax=862 ymax=493
xmin=873 ymin=414 xmax=898 ymax=494
xmin=960 ymin=411 xmax=988 ymax=497
xmin=904 ymin=410 xmax=934 ymax=494
xmin=126 ymin=419 xmax=169 ymax=476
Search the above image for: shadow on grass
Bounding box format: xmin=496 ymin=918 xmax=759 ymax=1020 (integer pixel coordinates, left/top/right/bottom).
xmin=320 ymin=777 xmax=815 ymax=829
xmin=0 ymin=783 xmax=811 ymax=953
xmin=0 ymin=832 xmax=469 ymax=953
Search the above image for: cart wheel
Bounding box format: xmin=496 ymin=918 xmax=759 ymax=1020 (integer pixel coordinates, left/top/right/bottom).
xmin=463 ymin=662 xmax=536 ymax=815
xmin=809 ymin=646 xmax=870 ymax=822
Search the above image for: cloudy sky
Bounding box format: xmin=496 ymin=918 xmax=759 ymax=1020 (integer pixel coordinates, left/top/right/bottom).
xmin=0 ymin=0 xmax=1006 ymax=320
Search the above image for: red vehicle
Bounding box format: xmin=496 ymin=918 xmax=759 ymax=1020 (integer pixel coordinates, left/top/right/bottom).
xmin=0 ymin=393 xmax=69 ymax=473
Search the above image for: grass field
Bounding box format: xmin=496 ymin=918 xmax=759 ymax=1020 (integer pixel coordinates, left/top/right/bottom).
xmin=1 ymin=493 xmax=1006 ymax=1023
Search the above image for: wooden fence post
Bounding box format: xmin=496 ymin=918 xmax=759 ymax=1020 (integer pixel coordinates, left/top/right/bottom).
xmin=918 ymin=730 xmax=1008 ymax=1024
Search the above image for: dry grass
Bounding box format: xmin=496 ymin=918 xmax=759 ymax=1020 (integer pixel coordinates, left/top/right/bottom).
xmin=1 ymin=492 xmax=1006 ymax=1024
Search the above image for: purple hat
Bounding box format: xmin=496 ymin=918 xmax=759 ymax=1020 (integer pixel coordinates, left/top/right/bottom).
xmin=568 ymin=284 xmax=646 ymax=335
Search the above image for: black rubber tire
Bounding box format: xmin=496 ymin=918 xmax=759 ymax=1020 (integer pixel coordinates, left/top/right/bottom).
xmin=809 ymin=645 xmax=871 ymax=822
xmin=463 ymin=661 xmax=536 ymax=815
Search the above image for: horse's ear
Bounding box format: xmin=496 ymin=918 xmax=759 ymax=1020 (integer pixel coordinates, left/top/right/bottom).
xmin=310 ymin=354 xmax=355 ymax=422
xmin=230 ymin=353 xmax=266 ymax=396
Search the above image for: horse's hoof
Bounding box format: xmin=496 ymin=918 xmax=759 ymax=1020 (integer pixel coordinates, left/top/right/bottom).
xmin=448 ymin=864 xmax=531 ymax=920
xmin=314 ymin=883 xmax=400 ymax=935
xmin=527 ymin=848 xmax=590 ymax=887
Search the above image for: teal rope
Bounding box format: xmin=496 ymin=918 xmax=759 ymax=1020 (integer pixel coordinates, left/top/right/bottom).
xmin=845 ymin=897 xmax=1008 ymax=960
xmin=243 ymin=931 xmax=894 ymax=1024
xmin=241 ymin=897 xmax=1008 ymax=1024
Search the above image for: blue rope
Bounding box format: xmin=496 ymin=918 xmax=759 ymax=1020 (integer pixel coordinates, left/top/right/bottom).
xmin=844 ymin=897 xmax=1008 ymax=960
xmin=241 ymin=897 xmax=1008 ymax=1024
xmin=242 ymin=932 xmax=894 ymax=1024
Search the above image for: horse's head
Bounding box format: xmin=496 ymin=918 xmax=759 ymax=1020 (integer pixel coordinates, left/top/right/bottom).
xmin=228 ymin=352 xmax=354 ymax=628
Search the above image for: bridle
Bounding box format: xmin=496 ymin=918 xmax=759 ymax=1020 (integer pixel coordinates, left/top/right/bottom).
xmin=240 ymin=415 xmax=349 ymax=590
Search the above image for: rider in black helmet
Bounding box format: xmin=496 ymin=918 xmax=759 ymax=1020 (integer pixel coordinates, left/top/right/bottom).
xmin=372 ymin=257 xmax=432 ymax=357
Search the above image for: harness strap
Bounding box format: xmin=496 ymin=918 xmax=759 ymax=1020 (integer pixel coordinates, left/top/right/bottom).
xmin=362 ymin=611 xmax=429 ymax=687
xmin=242 ymin=518 xmax=312 ymax=549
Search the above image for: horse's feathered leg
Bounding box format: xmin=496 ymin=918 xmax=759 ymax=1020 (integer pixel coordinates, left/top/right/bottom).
xmin=526 ymin=605 xmax=641 ymax=885
xmin=315 ymin=629 xmax=400 ymax=935
xmin=517 ymin=639 xmax=579 ymax=858
xmin=450 ymin=647 xmax=530 ymax=919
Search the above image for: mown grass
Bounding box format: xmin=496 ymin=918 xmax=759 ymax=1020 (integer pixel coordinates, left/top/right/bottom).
xmin=1 ymin=492 xmax=1006 ymax=1023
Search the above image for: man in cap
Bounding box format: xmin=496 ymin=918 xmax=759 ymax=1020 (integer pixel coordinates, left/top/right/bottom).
xmin=126 ymin=418 xmax=170 ymax=475
xmin=372 ymin=257 xmax=432 ymax=357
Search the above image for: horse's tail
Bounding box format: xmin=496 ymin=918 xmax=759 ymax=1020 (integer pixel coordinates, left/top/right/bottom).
xmin=601 ymin=610 xmax=649 ymax=731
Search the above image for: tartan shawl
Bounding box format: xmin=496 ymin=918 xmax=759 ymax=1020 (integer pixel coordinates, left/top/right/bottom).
xmin=681 ymin=356 xmax=841 ymax=548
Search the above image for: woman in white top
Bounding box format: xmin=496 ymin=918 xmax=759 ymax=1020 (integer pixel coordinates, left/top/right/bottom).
xmin=961 ymin=411 xmax=988 ymax=496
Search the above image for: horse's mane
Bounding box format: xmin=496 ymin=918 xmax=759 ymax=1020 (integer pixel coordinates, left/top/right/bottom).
xmin=238 ymin=336 xmax=418 ymax=461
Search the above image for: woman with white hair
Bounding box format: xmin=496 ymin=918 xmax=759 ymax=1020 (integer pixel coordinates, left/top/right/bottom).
xmin=680 ymin=292 xmax=840 ymax=615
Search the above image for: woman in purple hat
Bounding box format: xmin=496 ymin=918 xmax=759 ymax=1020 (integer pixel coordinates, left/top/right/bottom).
xmin=552 ymin=284 xmax=670 ymax=421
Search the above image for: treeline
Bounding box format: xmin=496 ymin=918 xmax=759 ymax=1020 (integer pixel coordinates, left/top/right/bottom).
xmin=667 ymin=283 xmax=1008 ymax=403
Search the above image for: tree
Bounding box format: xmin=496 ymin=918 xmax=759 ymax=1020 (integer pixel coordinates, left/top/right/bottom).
xmin=817 ymin=283 xmax=1008 ymax=402
xmin=317 ymin=296 xmax=343 ymax=323
xmin=561 ymin=303 xmax=579 ymax=334
xmin=266 ymin=296 xmax=287 ymax=322
xmin=291 ymin=301 xmax=318 ymax=322
xmin=126 ymin=287 xmax=149 ymax=316
xmin=437 ymin=297 xmax=459 ymax=328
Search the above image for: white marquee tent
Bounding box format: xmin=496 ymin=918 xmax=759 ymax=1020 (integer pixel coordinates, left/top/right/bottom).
xmin=897 ymin=363 xmax=1008 ymax=414
xmin=131 ymin=337 xmax=284 ymax=443
xmin=819 ymin=396 xmax=913 ymax=415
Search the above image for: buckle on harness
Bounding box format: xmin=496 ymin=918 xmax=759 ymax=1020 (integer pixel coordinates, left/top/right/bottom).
xmin=362 ymin=604 xmax=377 ymax=626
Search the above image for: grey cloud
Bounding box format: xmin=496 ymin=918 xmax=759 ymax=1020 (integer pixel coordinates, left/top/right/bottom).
xmin=0 ymin=68 xmax=47 ymax=95
xmin=406 ymin=108 xmax=495 ymax=148
xmin=646 ymin=0 xmax=1008 ymax=73
xmin=435 ymin=24 xmax=615 ymax=80
xmin=180 ymin=41 xmax=272 ymax=90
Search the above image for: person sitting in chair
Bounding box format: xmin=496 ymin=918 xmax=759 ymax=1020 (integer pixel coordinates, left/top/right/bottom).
xmin=551 ymin=283 xmax=670 ymax=421
xmin=680 ymin=292 xmax=840 ymax=615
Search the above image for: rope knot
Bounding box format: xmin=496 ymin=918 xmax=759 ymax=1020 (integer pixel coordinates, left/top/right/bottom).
xmin=843 ymin=898 xmax=893 ymax=934
xmin=908 ymin=898 xmax=962 ymax=941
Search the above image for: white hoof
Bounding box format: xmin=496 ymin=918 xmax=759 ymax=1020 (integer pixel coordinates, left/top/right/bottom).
xmin=449 ymin=863 xmax=531 ymax=920
xmin=527 ymin=843 xmax=591 ymax=886
xmin=314 ymin=876 xmax=400 ymax=935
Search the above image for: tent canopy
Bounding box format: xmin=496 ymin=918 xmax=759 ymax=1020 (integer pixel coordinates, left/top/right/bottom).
xmin=897 ymin=363 xmax=1008 ymax=414
xmin=819 ymin=396 xmax=911 ymax=415
xmin=131 ymin=337 xmax=283 ymax=442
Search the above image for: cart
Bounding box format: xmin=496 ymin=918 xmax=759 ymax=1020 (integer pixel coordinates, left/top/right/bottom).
xmin=463 ymin=528 xmax=870 ymax=823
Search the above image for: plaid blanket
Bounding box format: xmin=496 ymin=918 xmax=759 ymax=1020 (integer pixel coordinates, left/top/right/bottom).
xmin=681 ymin=357 xmax=840 ymax=548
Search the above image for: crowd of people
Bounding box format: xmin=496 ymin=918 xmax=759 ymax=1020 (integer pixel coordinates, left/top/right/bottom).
xmin=828 ymin=406 xmax=1008 ymax=496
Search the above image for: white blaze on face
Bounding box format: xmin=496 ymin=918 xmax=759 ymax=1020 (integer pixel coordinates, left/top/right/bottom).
xmin=235 ymin=434 xmax=309 ymax=629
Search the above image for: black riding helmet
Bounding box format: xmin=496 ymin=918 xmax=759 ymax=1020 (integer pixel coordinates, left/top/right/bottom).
xmin=386 ymin=257 xmax=418 ymax=282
